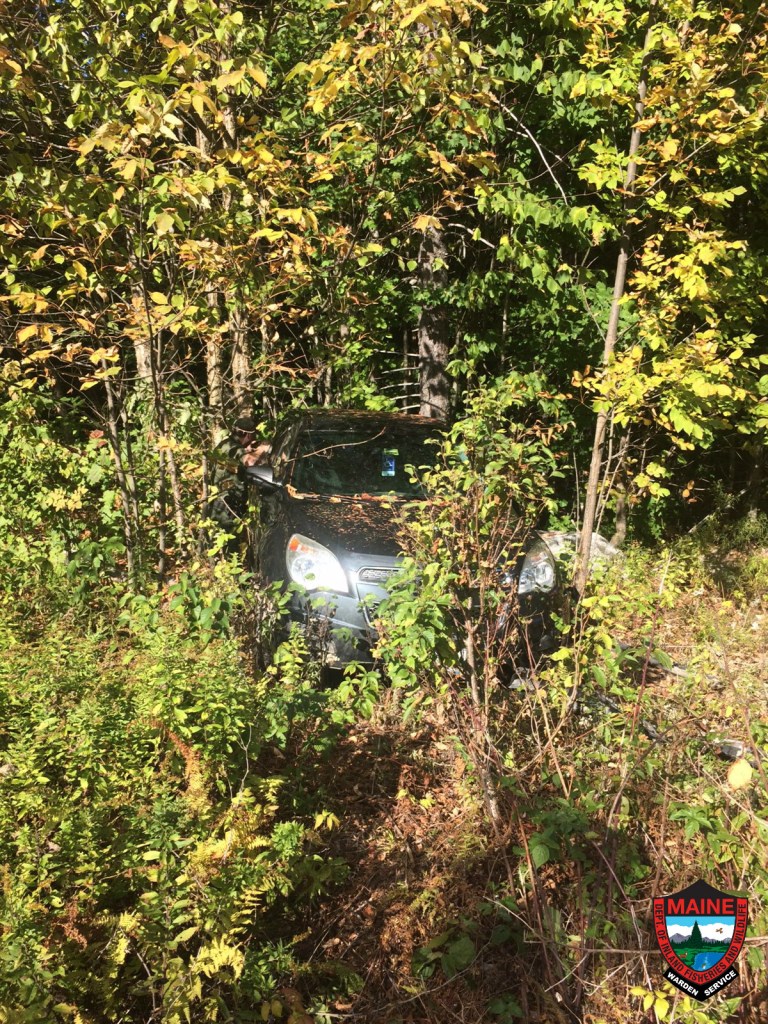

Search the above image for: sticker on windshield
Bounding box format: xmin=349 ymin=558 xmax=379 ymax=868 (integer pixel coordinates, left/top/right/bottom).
xmin=653 ymin=879 xmax=748 ymax=1001
xmin=381 ymin=449 xmax=397 ymax=477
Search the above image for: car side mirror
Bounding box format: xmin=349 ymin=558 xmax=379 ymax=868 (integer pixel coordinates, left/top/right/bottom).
xmin=242 ymin=464 xmax=282 ymax=491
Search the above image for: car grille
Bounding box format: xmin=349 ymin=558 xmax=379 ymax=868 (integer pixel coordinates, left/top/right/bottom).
xmin=358 ymin=567 xmax=398 ymax=585
xmin=356 ymin=567 xmax=398 ymax=626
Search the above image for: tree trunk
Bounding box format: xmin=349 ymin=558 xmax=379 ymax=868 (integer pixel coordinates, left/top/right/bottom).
xmin=118 ymin=398 xmax=142 ymax=542
xmin=134 ymin=269 xmax=187 ymax=548
xmin=156 ymin=446 xmax=168 ymax=583
xmin=131 ymin=282 xmax=154 ymax=388
xmin=230 ymin=305 xmax=252 ymax=417
xmin=194 ymin=116 xmax=227 ymax=439
xmin=417 ymin=224 xmax=451 ymax=419
xmin=216 ymin=32 xmax=253 ymax=420
xmin=574 ymin=15 xmax=655 ymax=592
xmin=102 ymin=363 xmax=139 ymax=580
xmin=610 ymin=490 xmax=628 ymax=548
xmin=204 ymin=289 xmax=225 ymax=439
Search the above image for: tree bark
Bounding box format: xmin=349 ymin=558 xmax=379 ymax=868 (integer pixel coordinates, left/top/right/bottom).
xmin=194 ymin=116 xmax=227 ymax=439
xmin=219 ymin=1 xmax=253 ymax=418
xmin=102 ymin=363 xmax=139 ymax=580
xmin=417 ymin=224 xmax=451 ymax=419
xmin=131 ymin=282 xmax=153 ymax=388
xmin=204 ymin=289 xmax=225 ymax=439
xmin=574 ymin=15 xmax=655 ymax=592
xmin=118 ymin=397 xmax=142 ymax=542
xmin=134 ymin=270 xmax=187 ymax=547
xmin=230 ymin=304 xmax=252 ymax=417
xmin=205 ymin=24 xmax=253 ymax=419
xmin=156 ymin=446 xmax=168 ymax=583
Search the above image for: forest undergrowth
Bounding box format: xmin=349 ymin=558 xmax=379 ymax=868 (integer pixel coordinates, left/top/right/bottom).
xmin=1 ymin=513 xmax=766 ymax=1024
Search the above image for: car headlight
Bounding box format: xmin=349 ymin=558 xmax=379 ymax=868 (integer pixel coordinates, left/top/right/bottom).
xmin=286 ymin=534 xmax=348 ymax=594
xmin=517 ymin=538 xmax=557 ymax=595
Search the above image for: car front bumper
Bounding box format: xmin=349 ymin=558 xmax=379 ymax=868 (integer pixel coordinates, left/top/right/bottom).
xmin=284 ymin=588 xmax=378 ymax=665
xmin=281 ymin=588 xmax=559 ymax=668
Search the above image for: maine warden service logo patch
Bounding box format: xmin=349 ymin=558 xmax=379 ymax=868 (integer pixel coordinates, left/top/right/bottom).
xmin=653 ymin=879 xmax=748 ymax=1001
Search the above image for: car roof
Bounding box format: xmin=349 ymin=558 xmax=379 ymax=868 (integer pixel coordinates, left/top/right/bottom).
xmin=288 ymin=408 xmax=446 ymax=431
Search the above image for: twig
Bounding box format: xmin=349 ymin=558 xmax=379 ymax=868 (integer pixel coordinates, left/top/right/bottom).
xmin=497 ymin=101 xmax=570 ymax=206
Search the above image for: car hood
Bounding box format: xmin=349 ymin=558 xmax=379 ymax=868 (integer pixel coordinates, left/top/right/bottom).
xmin=284 ymin=491 xmax=403 ymax=556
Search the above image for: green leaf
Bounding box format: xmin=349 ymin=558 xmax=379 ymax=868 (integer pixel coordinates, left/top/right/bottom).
xmin=440 ymin=934 xmax=475 ymax=977
xmin=155 ymin=212 xmax=174 ymax=236
xmin=530 ymin=842 xmax=549 ymax=869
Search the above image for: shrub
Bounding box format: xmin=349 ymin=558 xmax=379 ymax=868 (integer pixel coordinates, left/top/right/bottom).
xmin=0 ymin=605 xmax=362 ymax=1022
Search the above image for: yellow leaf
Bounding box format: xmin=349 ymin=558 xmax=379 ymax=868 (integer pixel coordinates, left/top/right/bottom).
xmin=149 ymin=291 xmax=168 ymax=304
xmin=158 ymin=33 xmax=176 ymax=48
xmin=727 ymin=758 xmax=753 ymax=790
xmin=72 ymin=260 xmax=88 ymax=280
xmin=654 ymin=997 xmax=670 ymax=1020
xmin=120 ymin=158 xmax=138 ymax=181
xmin=251 ymin=66 xmax=267 ymax=90
xmin=90 ymin=346 xmax=119 ymax=364
xmin=155 ymin=212 xmax=174 ymax=235
xmin=216 ymin=68 xmax=245 ymax=90
xmin=191 ymin=92 xmax=206 ymax=118
xmin=660 ymin=138 xmax=678 ymax=160
xmin=276 ymin=207 xmax=304 ymax=224
xmin=413 ymin=214 xmax=441 ymax=232
xmin=428 ymin=149 xmax=459 ymax=176
xmin=400 ymin=1 xmax=432 ymax=29
xmin=17 ymin=324 xmax=38 ymax=343
xmin=30 ymin=244 xmax=49 ymax=261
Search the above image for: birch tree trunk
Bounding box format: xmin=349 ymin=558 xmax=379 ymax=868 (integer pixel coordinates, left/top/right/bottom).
xmin=131 ymin=282 xmax=153 ymax=389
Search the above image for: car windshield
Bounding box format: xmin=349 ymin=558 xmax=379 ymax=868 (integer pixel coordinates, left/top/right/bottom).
xmin=290 ymin=425 xmax=441 ymax=497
